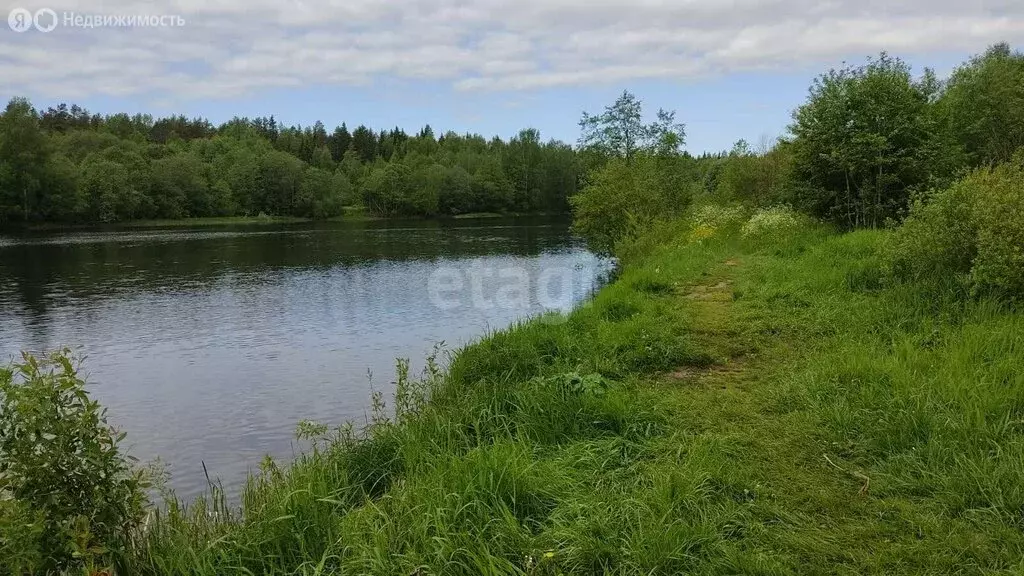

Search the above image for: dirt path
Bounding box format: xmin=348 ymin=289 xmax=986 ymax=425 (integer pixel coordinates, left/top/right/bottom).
xmin=650 ymin=257 xmax=898 ymax=573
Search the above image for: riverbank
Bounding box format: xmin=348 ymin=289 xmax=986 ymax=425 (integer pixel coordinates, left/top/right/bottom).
xmin=123 ymin=210 xmax=1024 ymax=574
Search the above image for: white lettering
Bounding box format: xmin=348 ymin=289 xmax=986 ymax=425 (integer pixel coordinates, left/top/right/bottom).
xmin=428 ymin=268 xmax=464 ymax=311
xmin=469 ymin=265 xmax=494 ymax=310
xmin=495 ymin=267 xmax=530 ymax=309
xmin=537 ymin=266 xmax=574 ymax=310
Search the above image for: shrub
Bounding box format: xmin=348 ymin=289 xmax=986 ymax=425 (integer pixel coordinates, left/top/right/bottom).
xmin=571 ymin=156 xmax=692 ymax=255
xmin=691 ymin=204 xmax=746 ymax=232
xmin=740 ymin=205 xmax=804 ymax=242
xmin=789 ymin=53 xmax=935 ymax=228
xmin=0 ymin=498 xmax=44 ymax=575
xmin=886 ymin=159 xmax=1024 ymax=299
xmin=0 ymin=350 xmax=149 ymax=574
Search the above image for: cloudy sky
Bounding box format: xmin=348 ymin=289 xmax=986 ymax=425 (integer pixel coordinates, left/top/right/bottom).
xmin=2 ymin=0 xmax=1022 ymax=152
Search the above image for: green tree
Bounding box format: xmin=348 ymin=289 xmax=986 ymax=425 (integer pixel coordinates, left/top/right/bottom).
xmin=438 ymin=165 xmax=474 ymax=215
xmin=38 ymin=153 xmax=83 ymax=221
xmin=311 ymin=145 xmax=335 ymax=170
xmin=255 ymin=150 xmax=305 ymax=215
xmin=339 ymin=147 xmax=365 ymax=189
xmin=937 ymin=43 xmax=1024 ymax=167
xmin=328 ymin=123 xmax=352 ymax=162
xmin=538 ymin=141 xmax=579 ymax=212
xmin=0 ymin=98 xmax=49 ymax=223
xmin=504 ymin=128 xmax=543 ymax=211
xmin=572 ymin=91 xmax=691 ymax=252
xmin=151 ymin=152 xmax=210 ymax=217
xmin=472 ymin=157 xmax=514 ymax=213
xmin=362 ymin=162 xmax=412 ymax=216
xmin=571 ymin=155 xmax=690 ymax=254
xmin=351 ymin=125 xmax=378 ymax=163
xmin=295 ymin=167 xmax=346 ymax=219
xmin=578 ymin=90 xmax=686 ymax=164
xmin=789 ymin=53 xmax=934 ymax=227
xmin=579 ymin=91 xmax=644 ymax=162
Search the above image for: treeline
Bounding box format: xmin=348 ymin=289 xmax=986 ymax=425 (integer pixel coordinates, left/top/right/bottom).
xmin=573 ymin=43 xmax=1024 ymax=253
xmin=701 ymin=43 xmax=1024 ymax=227
xmin=0 ymin=103 xmax=580 ymax=226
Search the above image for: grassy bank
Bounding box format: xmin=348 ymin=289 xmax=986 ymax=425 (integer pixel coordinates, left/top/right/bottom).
xmin=104 ymin=209 xmax=1021 ymax=575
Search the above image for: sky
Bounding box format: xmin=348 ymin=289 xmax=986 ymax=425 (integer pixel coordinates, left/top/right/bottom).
xmin=1 ymin=0 xmax=1022 ymax=154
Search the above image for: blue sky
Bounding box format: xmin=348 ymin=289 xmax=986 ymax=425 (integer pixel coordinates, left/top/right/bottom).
xmin=2 ymin=1 xmax=1021 ymax=153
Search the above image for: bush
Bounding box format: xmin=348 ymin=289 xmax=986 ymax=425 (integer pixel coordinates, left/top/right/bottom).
xmin=740 ymin=205 xmax=804 ymax=242
xmin=571 ymin=156 xmax=691 ymax=255
xmin=691 ymin=203 xmax=746 ymax=229
xmin=0 ymin=498 xmax=44 ymax=575
xmin=789 ymin=54 xmax=934 ymax=228
xmin=0 ymin=350 xmax=149 ymax=574
xmin=971 ymin=162 xmax=1024 ymax=296
xmin=886 ymin=159 xmax=1024 ymax=299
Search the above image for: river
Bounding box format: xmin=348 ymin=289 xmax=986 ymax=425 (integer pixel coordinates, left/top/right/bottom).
xmin=0 ymin=216 xmax=607 ymax=500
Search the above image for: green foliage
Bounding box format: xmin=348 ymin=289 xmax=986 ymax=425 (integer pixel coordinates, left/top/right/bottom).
xmin=789 ymin=53 xmax=935 ymax=227
xmin=362 ymin=162 xmax=423 ymax=216
xmin=151 ymin=152 xmax=214 ymax=218
xmin=0 ymin=498 xmax=45 ymax=576
xmin=570 ymin=156 xmax=691 ymax=254
xmin=0 ymin=98 xmax=583 ymax=227
xmin=712 ymin=139 xmax=794 ymax=206
xmin=886 ymin=159 xmax=1024 ymax=299
xmin=938 ymin=43 xmax=1024 ymax=167
xmin=0 ymin=98 xmax=51 ymax=224
xmin=295 ymin=167 xmax=348 ymax=219
xmin=781 ymin=43 xmax=1023 ymax=231
xmin=0 ymin=350 xmax=149 ymax=574
xmin=578 ymin=90 xmax=686 ymax=163
xmin=571 ymin=92 xmax=695 ymax=254
xmin=690 ymin=203 xmax=747 ymax=232
xmin=740 ymin=205 xmax=806 ymax=243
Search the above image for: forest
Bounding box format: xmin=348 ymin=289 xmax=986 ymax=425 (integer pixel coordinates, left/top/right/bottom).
xmin=3 ymin=43 xmax=1020 ymax=232
xmin=2 ymin=42 xmax=1024 ymax=576
xmin=0 ymin=102 xmax=580 ymax=225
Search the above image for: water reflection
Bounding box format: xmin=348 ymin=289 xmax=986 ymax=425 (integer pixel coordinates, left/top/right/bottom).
xmin=0 ymin=217 xmax=607 ymax=499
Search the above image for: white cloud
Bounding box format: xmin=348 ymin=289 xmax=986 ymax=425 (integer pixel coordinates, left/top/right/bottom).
xmin=1 ymin=0 xmax=1022 ymax=101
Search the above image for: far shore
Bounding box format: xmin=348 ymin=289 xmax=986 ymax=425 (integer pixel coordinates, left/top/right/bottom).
xmin=2 ymin=208 xmax=570 ymax=233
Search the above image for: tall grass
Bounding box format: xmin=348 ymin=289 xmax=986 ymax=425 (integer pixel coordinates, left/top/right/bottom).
xmin=124 ymin=231 xmax=735 ymax=575
xmin=128 ymin=211 xmax=1024 ymax=573
xmin=6 ymin=204 xmax=1024 ymax=574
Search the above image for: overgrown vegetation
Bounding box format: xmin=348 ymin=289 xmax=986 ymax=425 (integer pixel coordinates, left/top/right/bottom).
xmin=2 ymin=41 xmax=1024 ymax=574
xmin=645 ymin=43 xmax=1022 ymax=240
xmin=886 ymin=154 xmax=1024 ymax=299
xmin=8 ymin=199 xmax=1024 ymax=574
xmin=0 ymin=352 xmax=150 ymax=575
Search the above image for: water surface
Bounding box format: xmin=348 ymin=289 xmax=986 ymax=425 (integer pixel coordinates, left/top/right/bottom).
xmin=0 ymin=217 xmax=605 ymax=499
